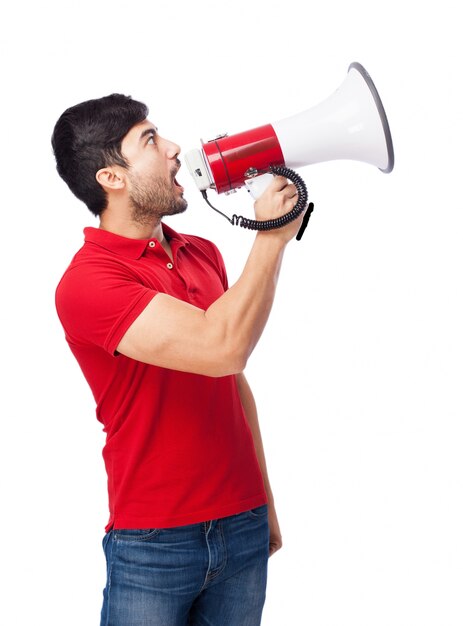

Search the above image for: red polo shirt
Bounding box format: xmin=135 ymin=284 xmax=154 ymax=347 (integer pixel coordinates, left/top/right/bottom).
xmin=55 ymin=224 xmax=267 ymax=532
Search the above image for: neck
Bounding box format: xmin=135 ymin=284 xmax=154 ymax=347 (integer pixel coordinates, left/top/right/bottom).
xmin=99 ymin=212 xmax=165 ymax=243
xmin=99 ymin=211 xmax=173 ymax=261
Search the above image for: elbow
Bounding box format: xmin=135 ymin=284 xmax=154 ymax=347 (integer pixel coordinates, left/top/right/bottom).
xmin=219 ymin=329 xmax=252 ymax=376
xmin=200 ymin=315 xmax=251 ymax=377
xmin=224 ymin=348 xmax=248 ymax=377
xmin=205 ymin=342 xmax=249 ymax=378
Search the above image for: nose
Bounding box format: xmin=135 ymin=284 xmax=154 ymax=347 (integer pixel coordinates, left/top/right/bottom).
xmin=166 ymin=139 xmax=181 ymax=159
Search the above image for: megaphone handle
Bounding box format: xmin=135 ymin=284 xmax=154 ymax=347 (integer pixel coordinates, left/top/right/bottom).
xmin=244 ymin=169 xmax=314 ymax=240
xmin=232 ymin=165 xmax=309 ymax=231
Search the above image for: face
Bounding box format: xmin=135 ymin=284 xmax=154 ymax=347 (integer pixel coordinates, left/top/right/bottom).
xmin=120 ymin=119 xmax=188 ymax=225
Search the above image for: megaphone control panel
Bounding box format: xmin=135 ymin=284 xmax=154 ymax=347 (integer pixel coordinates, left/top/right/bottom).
xmin=185 ymin=148 xmax=214 ymax=191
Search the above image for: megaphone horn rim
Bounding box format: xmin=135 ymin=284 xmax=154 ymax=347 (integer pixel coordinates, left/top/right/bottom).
xmin=348 ymin=62 xmax=395 ymax=173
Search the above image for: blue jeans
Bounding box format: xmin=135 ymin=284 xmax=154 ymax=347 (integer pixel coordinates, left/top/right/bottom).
xmin=100 ymin=505 xmax=269 ymax=626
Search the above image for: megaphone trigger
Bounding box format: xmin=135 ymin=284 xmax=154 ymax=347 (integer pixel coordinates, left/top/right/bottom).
xmin=244 ymin=173 xmax=275 ymax=200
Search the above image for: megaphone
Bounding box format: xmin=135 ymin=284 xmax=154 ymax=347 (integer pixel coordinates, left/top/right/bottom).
xmin=185 ymin=62 xmax=394 ymax=234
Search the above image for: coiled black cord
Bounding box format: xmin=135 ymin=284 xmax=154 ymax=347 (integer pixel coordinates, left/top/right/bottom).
xmin=201 ymin=165 xmax=314 ymax=239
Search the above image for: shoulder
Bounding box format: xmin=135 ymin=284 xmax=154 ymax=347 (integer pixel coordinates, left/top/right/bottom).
xmin=55 ymin=242 xmax=140 ymax=320
xmin=55 ymin=243 xmax=156 ymax=350
xmin=57 ymin=245 xmax=127 ymax=293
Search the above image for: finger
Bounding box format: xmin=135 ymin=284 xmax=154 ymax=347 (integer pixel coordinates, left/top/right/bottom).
xmin=281 ymin=183 xmax=297 ymax=199
xmin=280 ymin=190 xmax=298 ymax=209
xmin=269 ymin=541 xmax=282 ymax=556
xmin=271 ymin=175 xmax=290 ymax=191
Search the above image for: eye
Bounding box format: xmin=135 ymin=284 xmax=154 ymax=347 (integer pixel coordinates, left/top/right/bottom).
xmin=147 ymin=135 xmax=156 ymax=145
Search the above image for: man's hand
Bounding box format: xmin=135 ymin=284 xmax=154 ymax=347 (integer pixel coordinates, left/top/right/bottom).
xmin=254 ymin=175 xmax=305 ymax=243
xmin=268 ymin=501 xmax=283 ymax=557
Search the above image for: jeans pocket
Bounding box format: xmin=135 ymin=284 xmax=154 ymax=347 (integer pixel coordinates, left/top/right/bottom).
xmin=245 ymin=504 xmax=268 ymax=519
xmin=114 ymin=528 xmax=160 ymax=543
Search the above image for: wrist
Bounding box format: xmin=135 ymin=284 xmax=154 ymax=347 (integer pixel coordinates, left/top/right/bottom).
xmin=255 ymin=230 xmax=288 ymax=251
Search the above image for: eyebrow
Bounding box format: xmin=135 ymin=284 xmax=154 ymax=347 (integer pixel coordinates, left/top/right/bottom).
xmin=139 ymin=126 xmax=158 ymax=142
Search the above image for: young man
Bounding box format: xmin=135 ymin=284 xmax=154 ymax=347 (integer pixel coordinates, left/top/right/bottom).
xmin=52 ymin=94 xmax=304 ymax=626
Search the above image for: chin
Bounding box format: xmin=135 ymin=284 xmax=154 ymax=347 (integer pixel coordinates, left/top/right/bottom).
xmin=163 ymin=198 xmax=188 ymax=218
xmin=175 ymin=196 xmax=188 ymax=214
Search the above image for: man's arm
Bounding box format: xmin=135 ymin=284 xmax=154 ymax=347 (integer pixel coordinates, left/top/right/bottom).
xmin=236 ymin=372 xmax=283 ymax=557
xmin=117 ymin=176 xmax=304 ymax=377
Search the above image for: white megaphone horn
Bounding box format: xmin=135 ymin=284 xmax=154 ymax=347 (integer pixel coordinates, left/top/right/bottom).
xmin=185 ymin=62 xmax=394 ymax=234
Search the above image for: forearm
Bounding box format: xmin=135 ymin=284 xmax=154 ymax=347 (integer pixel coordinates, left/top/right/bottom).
xmin=237 ymin=372 xmax=283 ymax=555
xmin=205 ymin=233 xmax=286 ymax=374
xmin=236 ymin=372 xmax=274 ymax=504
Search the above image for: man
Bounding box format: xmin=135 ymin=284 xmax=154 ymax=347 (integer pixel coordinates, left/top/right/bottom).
xmin=52 ymin=93 xmax=304 ymax=626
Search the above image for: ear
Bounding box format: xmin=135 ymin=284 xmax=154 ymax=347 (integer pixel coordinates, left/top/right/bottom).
xmin=95 ymin=167 xmax=126 ymax=192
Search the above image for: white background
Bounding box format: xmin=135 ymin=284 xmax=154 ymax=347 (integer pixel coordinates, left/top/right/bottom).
xmin=1 ymin=1 xmax=462 ymax=624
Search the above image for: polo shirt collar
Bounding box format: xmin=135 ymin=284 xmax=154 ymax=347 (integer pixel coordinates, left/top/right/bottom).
xmin=83 ymin=223 xmax=189 ymax=260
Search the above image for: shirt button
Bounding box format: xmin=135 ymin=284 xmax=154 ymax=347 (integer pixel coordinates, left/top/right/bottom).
xmin=167 ymin=262 xmax=173 ymax=270
xmin=148 ymin=241 xmax=155 ymax=248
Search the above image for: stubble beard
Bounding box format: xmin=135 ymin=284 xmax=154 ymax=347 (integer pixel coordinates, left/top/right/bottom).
xmin=128 ymin=172 xmax=188 ymax=226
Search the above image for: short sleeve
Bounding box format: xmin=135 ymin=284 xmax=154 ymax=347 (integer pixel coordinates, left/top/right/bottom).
xmin=55 ymin=260 xmax=157 ymax=355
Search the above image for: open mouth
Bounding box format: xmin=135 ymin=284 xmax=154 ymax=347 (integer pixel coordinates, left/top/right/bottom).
xmin=173 ymin=176 xmax=184 ymax=193
xmin=172 ymin=166 xmax=184 ymax=190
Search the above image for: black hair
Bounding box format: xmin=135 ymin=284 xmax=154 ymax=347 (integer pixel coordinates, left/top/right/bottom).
xmin=51 ymin=94 xmax=149 ymax=216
